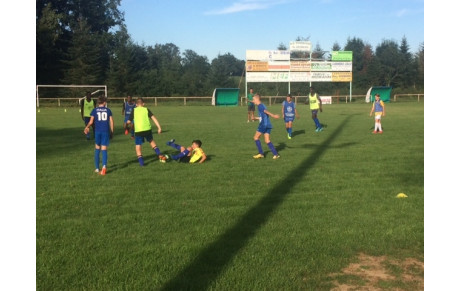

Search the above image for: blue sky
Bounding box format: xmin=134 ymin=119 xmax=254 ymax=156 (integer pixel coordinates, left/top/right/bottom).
xmin=120 ymin=0 xmax=424 ymax=61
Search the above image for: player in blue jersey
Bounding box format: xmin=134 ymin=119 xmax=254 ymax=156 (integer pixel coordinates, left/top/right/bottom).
xmin=83 ymin=96 xmax=114 ymax=175
xmin=122 ymin=95 xmax=136 ymax=138
xmin=251 ymin=93 xmax=281 ymax=159
xmin=369 ymin=93 xmax=385 ymax=134
xmin=282 ymin=94 xmax=299 ymax=139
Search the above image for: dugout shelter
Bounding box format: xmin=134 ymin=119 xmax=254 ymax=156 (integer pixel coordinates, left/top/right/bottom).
xmin=366 ymin=86 xmax=392 ymax=103
xmin=212 ymin=88 xmax=239 ymax=106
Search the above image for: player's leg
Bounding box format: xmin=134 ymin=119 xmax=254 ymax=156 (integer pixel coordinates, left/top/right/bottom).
xmin=166 ymin=139 xmax=183 ymax=151
xmin=148 ymin=135 xmax=165 ymax=161
xmin=253 ymin=131 xmax=264 ymax=158
xmin=85 ymin=117 xmax=91 ymax=140
xmin=264 ymin=132 xmax=279 ymax=158
xmin=377 ymin=115 xmax=383 ymax=133
xmin=171 ymin=145 xmax=189 ymax=161
xmin=94 ymin=143 xmax=101 ymax=172
xmin=135 ymin=137 xmax=144 ymax=166
xmin=373 ymin=115 xmax=378 ymax=133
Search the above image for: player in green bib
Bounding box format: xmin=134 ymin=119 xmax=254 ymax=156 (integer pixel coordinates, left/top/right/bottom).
xmin=247 ymin=88 xmax=255 ymax=122
xmin=306 ymin=87 xmax=323 ymax=132
xmin=126 ymin=98 xmax=166 ymax=166
xmin=80 ymin=92 xmax=96 ymax=140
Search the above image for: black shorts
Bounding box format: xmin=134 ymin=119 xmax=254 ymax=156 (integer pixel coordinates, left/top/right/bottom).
xmin=248 ymin=103 xmax=255 ymax=111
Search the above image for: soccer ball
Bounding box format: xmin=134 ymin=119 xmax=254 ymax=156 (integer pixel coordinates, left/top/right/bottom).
xmin=159 ymin=154 xmax=169 ymax=163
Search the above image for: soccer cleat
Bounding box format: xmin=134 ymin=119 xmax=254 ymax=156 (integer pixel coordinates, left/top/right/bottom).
xmin=253 ymin=153 xmax=264 ymax=159
xmin=273 ymin=155 xmax=281 ymax=160
xmin=315 ymin=128 xmax=319 ymax=132
xmin=94 ymin=169 xmax=99 ymax=173
xmin=101 ymin=167 xmax=106 ymax=175
xmin=372 ymin=130 xmax=377 ymax=134
xmin=124 ymin=129 xmax=128 ymax=135
xmin=166 ymin=139 xmax=175 ymax=146
xmin=318 ymin=127 xmax=323 ymax=132
xmin=159 ymin=155 xmax=167 ymax=163
xmin=378 ymin=131 xmax=383 ymax=134
xmin=288 ymin=133 xmax=292 ymax=140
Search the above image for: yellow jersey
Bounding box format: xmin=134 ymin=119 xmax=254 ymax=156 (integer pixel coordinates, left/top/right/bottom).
xmin=189 ymin=147 xmax=205 ymax=163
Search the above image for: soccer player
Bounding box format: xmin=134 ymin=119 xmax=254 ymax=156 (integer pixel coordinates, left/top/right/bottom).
xmin=165 ymin=139 xmax=207 ymax=164
xmin=247 ymin=88 xmax=255 ymax=122
xmin=83 ymin=96 xmax=114 ymax=175
xmin=251 ymin=93 xmax=281 ymax=159
xmin=306 ymin=87 xmax=323 ymax=132
xmin=282 ymin=94 xmax=299 ymax=139
xmin=80 ymin=91 xmax=96 ymax=140
xmin=126 ymin=97 xmax=166 ymax=166
xmin=369 ymin=93 xmax=385 ymax=134
xmin=122 ymin=95 xmax=136 ymax=138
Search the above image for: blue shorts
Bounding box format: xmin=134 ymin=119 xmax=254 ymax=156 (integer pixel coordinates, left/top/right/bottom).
xmin=248 ymin=103 xmax=255 ymax=111
xmin=95 ymin=131 xmax=110 ymax=146
xmin=84 ymin=117 xmax=91 ymax=126
xmin=135 ymin=134 xmax=153 ymax=145
xmin=257 ymin=127 xmax=272 ymax=134
xmin=284 ymin=117 xmax=295 ymax=123
xmin=311 ymin=109 xmax=319 ymax=116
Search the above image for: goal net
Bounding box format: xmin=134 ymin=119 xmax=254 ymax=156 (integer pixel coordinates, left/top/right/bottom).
xmin=36 ymin=85 xmax=107 ymax=108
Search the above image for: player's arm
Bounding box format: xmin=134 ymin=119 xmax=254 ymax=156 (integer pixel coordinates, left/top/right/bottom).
xmin=369 ymin=104 xmax=375 ymax=116
xmin=80 ymin=100 xmax=84 ymax=120
xmin=318 ymin=96 xmax=323 ymax=112
xmin=122 ymin=102 xmax=125 ymax=115
xmin=264 ymin=109 xmax=280 ymax=119
xmin=83 ymin=116 xmax=95 ymax=134
xmin=381 ymin=101 xmax=385 ymax=117
xmin=150 ymin=114 xmax=162 ymax=134
xmin=295 ymin=108 xmax=299 ymax=119
xmin=199 ymin=152 xmax=207 ymax=164
xmin=281 ymin=105 xmax=285 ymax=119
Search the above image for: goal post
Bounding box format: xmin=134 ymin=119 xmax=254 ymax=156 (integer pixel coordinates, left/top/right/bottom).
xmin=36 ymin=85 xmax=107 ymax=107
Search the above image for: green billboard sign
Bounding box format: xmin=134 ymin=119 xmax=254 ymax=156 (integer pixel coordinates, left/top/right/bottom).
xmin=331 ymin=51 xmax=353 ymax=61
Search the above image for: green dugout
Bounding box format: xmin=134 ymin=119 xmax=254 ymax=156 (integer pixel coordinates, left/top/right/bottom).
xmin=212 ymin=88 xmax=239 ymax=106
xmin=366 ymin=86 xmax=392 ymax=103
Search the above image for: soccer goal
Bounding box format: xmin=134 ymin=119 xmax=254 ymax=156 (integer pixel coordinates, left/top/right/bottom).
xmin=36 ymin=85 xmax=107 ymax=108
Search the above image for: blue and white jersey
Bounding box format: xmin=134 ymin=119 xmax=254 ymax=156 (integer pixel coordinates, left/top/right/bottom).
xmin=257 ymin=103 xmax=272 ymax=129
xmin=91 ymin=106 xmax=113 ymax=133
xmin=282 ymin=100 xmax=296 ymax=119
xmin=124 ymin=102 xmax=136 ymax=119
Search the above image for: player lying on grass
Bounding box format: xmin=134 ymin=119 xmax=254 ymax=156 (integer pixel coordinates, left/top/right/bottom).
xmin=165 ymin=139 xmax=206 ymax=163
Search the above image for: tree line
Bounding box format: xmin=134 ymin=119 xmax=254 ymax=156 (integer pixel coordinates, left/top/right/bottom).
xmin=37 ymin=1 xmax=424 ymax=98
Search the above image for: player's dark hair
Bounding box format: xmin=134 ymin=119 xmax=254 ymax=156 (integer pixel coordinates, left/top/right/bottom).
xmin=97 ymin=95 xmax=107 ymax=104
xmin=192 ymin=140 xmax=202 ymax=147
xmin=136 ymin=97 xmax=144 ymax=104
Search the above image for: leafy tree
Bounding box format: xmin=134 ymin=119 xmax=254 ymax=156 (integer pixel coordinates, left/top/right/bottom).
xmin=208 ymin=53 xmax=244 ymax=89
xmin=374 ymin=39 xmax=402 ymax=87
xmin=277 ymin=43 xmax=287 ymax=50
xmin=181 ymin=50 xmax=211 ymax=96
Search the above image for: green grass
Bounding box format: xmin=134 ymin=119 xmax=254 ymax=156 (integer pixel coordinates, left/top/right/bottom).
xmin=36 ymin=102 xmax=424 ymax=290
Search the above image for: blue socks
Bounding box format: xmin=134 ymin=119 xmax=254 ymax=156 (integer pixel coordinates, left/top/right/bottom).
xmin=168 ymin=142 xmax=182 ymax=151
xmin=102 ymin=150 xmax=107 ymax=168
xmin=314 ymin=118 xmax=321 ymax=128
xmin=153 ymin=146 xmax=161 ymax=156
xmin=138 ymin=155 xmax=144 ymax=166
xmin=267 ymin=142 xmax=278 ymax=156
xmin=255 ymin=140 xmax=263 ymax=154
xmin=172 ymin=149 xmax=189 ymax=160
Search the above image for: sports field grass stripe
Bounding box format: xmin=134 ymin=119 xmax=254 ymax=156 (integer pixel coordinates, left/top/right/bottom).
xmin=160 ymin=115 xmax=353 ymax=290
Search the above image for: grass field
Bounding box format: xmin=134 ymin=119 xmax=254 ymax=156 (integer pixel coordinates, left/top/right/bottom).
xmin=36 ymin=101 xmax=424 ymax=290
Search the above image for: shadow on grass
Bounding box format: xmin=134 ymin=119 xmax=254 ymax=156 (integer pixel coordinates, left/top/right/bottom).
xmin=160 ymin=115 xmax=354 ymax=290
xmin=292 ymin=129 xmax=305 ymax=137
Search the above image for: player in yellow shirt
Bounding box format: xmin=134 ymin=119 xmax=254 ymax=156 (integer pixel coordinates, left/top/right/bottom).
xmin=165 ymin=139 xmax=206 ymax=164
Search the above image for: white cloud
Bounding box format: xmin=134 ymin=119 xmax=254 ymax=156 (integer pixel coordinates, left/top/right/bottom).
xmin=205 ymin=0 xmax=291 ymax=15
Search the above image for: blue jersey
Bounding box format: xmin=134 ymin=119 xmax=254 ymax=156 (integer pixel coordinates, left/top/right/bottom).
xmin=257 ymin=103 xmax=272 ymax=129
xmin=90 ymin=106 xmax=113 ymax=133
xmin=282 ymin=100 xmax=296 ymax=119
xmin=124 ymin=102 xmax=136 ymax=118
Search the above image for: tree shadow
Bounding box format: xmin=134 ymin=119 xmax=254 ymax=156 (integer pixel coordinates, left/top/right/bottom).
xmin=160 ymin=115 xmax=354 ymax=290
